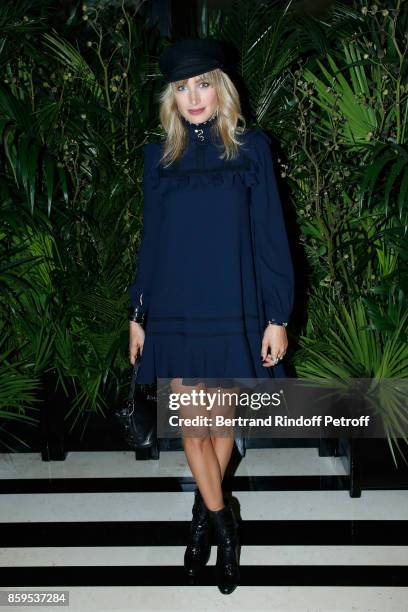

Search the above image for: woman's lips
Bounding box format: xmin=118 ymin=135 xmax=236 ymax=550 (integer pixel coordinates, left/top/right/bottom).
xmin=188 ymin=108 xmax=205 ymax=115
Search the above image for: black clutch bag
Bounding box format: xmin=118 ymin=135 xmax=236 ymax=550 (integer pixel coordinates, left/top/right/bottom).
xmin=115 ymin=355 xmax=159 ymax=458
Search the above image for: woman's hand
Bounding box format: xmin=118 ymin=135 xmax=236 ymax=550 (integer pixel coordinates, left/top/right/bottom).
xmin=261 ymin=324 xmax=288 ymax=367
xmin=129 ymin=321 xmax=145 ymax=364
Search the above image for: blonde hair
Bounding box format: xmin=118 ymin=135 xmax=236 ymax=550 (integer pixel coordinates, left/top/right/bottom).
xmin=157 ymin=68 xmax=247 ymax=167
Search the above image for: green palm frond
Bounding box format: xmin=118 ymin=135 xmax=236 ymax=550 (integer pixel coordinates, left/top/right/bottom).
xmin=303 ymin=42 xmax=379 ymax=146
xmin=0 ymin=89 xmax=68 ymax=213
xmin=295 ymin=295 xmax=408 ymax=379
xmin=42 ymin=32 xmax=103 ymax=101
xmin=0 ymin=322 xmax=41 ymax=422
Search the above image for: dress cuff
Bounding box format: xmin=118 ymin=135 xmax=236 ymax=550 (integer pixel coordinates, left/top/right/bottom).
xmin=264 ymin=304 xmax=289 ymax=327
xmin=266 ymin=319 xmax=288 ymax=327
xmin=128 ymin=305 xmax=147 ymax=328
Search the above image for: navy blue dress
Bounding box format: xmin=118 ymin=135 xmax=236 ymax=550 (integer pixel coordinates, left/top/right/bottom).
xmin=128 ymin=114 xmax=294 ymax=391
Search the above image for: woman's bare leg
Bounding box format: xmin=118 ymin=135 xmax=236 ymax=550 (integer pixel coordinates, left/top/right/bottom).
xmin=207 ymin=385 xmax=240 ymax=480
xmin=170 ymin=378 xmax=224 ymax=511
xmin=210 ymin=436 xmax=235 ymax=480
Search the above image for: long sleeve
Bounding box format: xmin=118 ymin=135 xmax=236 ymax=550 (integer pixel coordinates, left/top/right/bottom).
xmin=250 ymin=130 xmax=294 ymax=325
xmin=128 ymin=143 xmax=162 ymax=315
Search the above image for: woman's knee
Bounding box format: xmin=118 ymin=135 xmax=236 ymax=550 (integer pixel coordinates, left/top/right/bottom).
xmin=182 ymin=433 xmax=213 ymax=452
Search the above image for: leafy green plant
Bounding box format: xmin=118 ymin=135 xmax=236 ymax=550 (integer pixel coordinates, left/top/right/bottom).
xmin=1 ymin=0 xmax=407 ymax=460
xmin=0 ymin=0 xmax=163 ymax=448
xmin=294 ymin=290 xmax=408 ymax=465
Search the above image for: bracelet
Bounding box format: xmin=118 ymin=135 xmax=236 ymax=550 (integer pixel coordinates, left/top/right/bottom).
xmin=266 ymin=320 xmax=288 ymax=328
xmin=128 ymin=306 xmax=146 ymax=328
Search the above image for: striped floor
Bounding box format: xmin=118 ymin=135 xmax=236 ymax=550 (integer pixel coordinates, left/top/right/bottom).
xmin=0 ymin=448 xmax=407 ymax=611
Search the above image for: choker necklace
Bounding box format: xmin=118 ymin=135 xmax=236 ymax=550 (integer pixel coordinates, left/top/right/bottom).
xmin=181 ymin=112 xmax=218 ymax=143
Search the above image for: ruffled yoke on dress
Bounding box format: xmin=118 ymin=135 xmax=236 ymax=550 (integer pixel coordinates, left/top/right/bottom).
xmin=145 ymin=113 xmax=260 ymax=196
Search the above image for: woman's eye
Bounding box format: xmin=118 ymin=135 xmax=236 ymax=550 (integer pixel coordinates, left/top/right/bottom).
xmin=177 ymin=82 xmax=210 ymax=91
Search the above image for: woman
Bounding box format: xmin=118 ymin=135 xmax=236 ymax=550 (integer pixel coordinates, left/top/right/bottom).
xmin=128 ymin=38 xmax=294 ymax=595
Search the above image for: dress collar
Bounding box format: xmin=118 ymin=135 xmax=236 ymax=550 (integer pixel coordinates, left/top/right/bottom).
xmin=181 ymin=112 xmax=219 ymax=144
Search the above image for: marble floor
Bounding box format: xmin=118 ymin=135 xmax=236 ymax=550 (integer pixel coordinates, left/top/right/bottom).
xmin=0 ymin=447 xmax=407 ymax=611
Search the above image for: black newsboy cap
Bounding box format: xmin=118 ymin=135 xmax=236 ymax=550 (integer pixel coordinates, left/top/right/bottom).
xmin=159 ymin=38 xmax=225 ymax=83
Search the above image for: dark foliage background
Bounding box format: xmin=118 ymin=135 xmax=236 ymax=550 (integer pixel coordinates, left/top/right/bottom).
xmin=1 ymin=0 xmax=407 ymax=461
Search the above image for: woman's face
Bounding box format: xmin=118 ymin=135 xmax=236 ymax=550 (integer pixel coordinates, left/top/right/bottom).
xmin=173 ymin=74 xmax=218 ymax=124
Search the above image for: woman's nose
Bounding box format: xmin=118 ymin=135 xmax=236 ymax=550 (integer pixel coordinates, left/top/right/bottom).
xmin=189 ymin=91 xmax=199 ymax=104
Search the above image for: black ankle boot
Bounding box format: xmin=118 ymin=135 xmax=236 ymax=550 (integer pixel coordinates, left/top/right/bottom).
xmin=209 ymin=499 xmax=240 ymax=595
xmin=184 ymin=488 xmax=212 ymax=576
